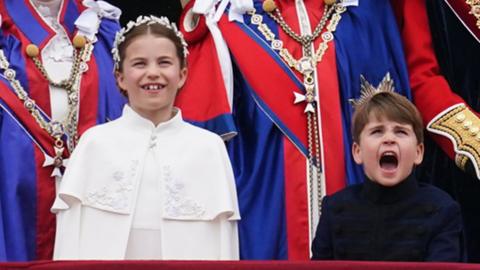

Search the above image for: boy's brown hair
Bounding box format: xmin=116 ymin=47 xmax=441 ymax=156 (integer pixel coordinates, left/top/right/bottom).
xmin=351 ymin=92 xmax=424 ymax=144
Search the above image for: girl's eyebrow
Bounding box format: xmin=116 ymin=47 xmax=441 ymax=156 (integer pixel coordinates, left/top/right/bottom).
xmin=127 ymin=56 xmax=146 ymax=62
xmin=157 ymin=55 xmax=174 ymax=60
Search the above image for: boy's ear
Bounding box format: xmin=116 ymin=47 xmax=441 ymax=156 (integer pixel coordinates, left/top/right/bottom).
xmin=352 ymin=142 xmax=363 ymax=165
xmin=414 ymin=142 xmax=424 ymax=165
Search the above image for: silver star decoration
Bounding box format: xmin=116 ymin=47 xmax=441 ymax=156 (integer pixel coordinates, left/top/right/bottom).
xmin=43 ymin=152 xmax=69 ymax=178
xmin=293 ymin=91 xmax=317 ymax=113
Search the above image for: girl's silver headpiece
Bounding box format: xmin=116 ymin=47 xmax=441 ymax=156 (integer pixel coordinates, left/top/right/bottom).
xmin=111 ymin=15 xmax=188 ymax=70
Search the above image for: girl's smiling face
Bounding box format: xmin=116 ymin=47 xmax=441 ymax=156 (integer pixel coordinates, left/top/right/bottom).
xmin=116 ymin=34 xmax=187 ymax=125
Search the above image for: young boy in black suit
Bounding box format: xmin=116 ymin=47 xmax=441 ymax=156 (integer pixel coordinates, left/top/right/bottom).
xmin=311 ymin=87 xmax=464 ymax=261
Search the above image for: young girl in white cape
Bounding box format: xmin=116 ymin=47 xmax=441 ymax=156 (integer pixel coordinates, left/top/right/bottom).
xmin=51 ymin=15 xmax=240 ymax=260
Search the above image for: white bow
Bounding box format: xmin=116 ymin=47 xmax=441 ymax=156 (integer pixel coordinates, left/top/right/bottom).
xmin=193 ymin=0 xmax=253 ymax=23
xmin=227 ymin=0 xmax=254 ymax=22
xmin=75 ymin=0 xmax=122 ymax=41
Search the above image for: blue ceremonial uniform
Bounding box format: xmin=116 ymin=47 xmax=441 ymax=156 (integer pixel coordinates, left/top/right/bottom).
xmin=0 ymin=0 xmax=125 ymax=261
xmin=179 ymin=0 xmax=411 ymax=259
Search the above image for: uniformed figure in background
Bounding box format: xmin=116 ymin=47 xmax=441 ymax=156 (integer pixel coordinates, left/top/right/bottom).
xmin=0 ymin=0 xmax=125 ymax=260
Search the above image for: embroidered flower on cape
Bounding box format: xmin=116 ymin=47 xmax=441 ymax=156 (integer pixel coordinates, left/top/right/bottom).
xmin=163 ymin=165 xmax=205 ymax=218
xmin=84 ymin=160 xmax=139 ymax=213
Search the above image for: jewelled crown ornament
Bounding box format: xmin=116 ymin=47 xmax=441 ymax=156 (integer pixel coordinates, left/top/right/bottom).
xmin=111 ymin=15 xmax=189 ymax=70
xmin=349 ymin=73 xmax=396 ymax=108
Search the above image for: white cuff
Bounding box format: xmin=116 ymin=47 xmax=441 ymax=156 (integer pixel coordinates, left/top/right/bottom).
xmin=75 ymin=0 xmax=121 ymax=41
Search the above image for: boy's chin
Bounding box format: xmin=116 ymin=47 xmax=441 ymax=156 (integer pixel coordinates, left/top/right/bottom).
xmin=373 ymin=170 xmax=411 ymax=187
xmin=370 ymin=172 xmax=399 ymax=186
xmin=374 ymin=178 xmax=403 ymax=187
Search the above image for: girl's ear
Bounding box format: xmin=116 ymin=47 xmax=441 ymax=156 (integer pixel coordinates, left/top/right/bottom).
xmin=115 ymin=70 xmax=128 ymax=97
xmin=115 ymin=70 xmax=125 ymax=90
xmin=177 ymin=67 xmax=188 ymax=89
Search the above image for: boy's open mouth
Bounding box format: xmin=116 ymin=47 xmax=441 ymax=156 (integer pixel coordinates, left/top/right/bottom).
xmin=379 ymin=151 xmax=398 ymax=170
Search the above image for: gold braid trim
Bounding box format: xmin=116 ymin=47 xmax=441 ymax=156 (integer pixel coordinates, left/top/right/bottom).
xmin=455 ymin=153 xmax=469 ymax=170
xmin=428 ymin=104 xmax=480 ymax=177
xmin=466 ymin=0 xmax=480 ymax=29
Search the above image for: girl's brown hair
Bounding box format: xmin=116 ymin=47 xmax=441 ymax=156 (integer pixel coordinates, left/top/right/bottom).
xmin=116 ymin=22 xmax=186 ymax=72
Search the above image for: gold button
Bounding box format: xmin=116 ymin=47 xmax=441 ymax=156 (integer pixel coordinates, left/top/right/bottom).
xmin=72 ymin=35 xmax=86 ymax=49
xmin=470 ymin=127 xmax=480 ymax=136
xmin=25 ymin=44 xmax=39 ymax=58
xmin=455 ymin=113 xmax=466 ymax=123
xmin=324 ymin=0 xmax=337 ymax=5
xmin=263 ymin=0 xmax=277 ymax=13
xmin=463 ymin=120 xmax=472 ymax=130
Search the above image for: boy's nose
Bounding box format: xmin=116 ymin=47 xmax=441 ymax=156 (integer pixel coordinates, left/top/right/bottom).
xmin=383 ymin=139 xmax=395 ymax=145
xmin=382 ymin=132 xmax=396 ymax=144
